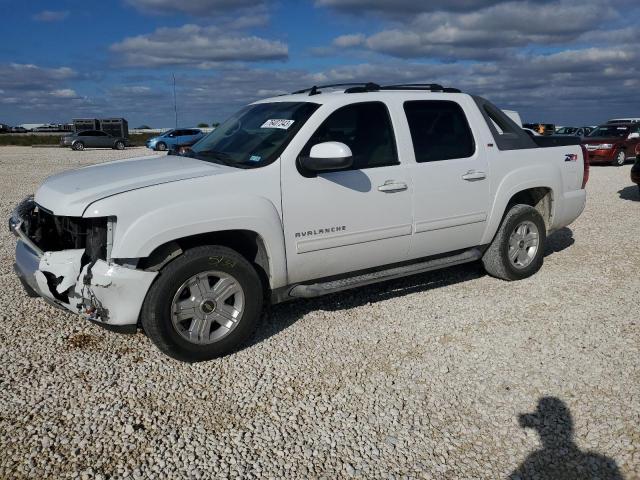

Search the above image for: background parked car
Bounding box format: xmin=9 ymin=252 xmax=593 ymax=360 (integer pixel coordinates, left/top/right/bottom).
xmin=145 ymin=128 xmax=204 ymax=151
xmin=60 ymin=130 xmax=128 ymax=151
xmin=555 ymin=126 xmax=593 ymax=137
xmin=632 ymin=145 xmax=640 ymax=194
xmin=582 ymin=123 xmax=640 ymax=166
xmin=607 ymin=117 xmax=640 ymax=124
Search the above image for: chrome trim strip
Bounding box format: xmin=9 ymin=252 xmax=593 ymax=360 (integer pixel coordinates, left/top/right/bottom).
xmin=11 ymin=221 xmax=44 ymax=257
xmin=415 ymin=212 xmax=487 ymax=234
xmin=296 ymin=224 xmax=412 ymax=254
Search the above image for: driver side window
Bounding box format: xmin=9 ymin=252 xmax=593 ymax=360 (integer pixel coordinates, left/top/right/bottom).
xmin=300 ymin=102 xmax=398 ymax=170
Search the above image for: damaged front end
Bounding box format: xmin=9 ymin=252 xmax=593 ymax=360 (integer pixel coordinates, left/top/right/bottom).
xmin=10 ymin=196 xmax=156 ymax=330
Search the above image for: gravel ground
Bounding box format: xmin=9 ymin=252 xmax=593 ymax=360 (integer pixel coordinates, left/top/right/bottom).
xmin=0 ymin=146 xmax=638 ymax=479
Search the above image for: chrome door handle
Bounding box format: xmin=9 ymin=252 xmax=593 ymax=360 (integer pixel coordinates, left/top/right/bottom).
xmin=378 ymin=180 xmax=408 ymax=193
xmin=462 ymin=170 xmax=486 ymax=181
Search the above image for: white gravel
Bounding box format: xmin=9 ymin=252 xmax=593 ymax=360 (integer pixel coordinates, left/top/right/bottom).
xmin=0 ymin=146 xmax=638 ymax=479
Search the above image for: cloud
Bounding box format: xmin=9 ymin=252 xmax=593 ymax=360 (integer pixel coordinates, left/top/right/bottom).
xmin=110 ymin=24 xmax=288 ymax=67
xmin=124 ymin=0 xmax=265 ymax=16
xmin=333 ymin=34 xmax=366 ymax=48
xmin=0 ymin=63 xmax=76 ymax=90
xmin=315 ymin=1 xmax=620 ymax=62
xmin=315 ymin=0 xmax=523 ymax=14
xmin=50 ymin=89 xmax=78 ymax=98
xmin=32 ymin=10 xmax=69 ymax=22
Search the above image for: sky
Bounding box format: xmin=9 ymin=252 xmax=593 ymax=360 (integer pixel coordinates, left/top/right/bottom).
xmin=1 ymin=0 xmax=639 ymax=127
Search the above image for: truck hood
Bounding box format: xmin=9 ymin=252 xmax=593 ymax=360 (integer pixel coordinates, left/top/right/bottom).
xmin=35 ymin=154 xmax=233 ymax=216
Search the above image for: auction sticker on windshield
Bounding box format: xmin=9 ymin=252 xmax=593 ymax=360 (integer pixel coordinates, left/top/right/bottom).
xmin=261 ymin=119 xmax=295 ymax=129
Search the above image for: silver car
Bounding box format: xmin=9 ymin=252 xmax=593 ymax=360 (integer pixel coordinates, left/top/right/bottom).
xmin=60 ymin=130 xmax=128 ymax=150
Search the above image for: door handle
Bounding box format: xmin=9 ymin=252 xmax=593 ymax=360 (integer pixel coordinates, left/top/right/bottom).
xmin=378 ymin=180 xmax=408 ymax=193
xmin=462 ymin=170 xmax=486 ymax=181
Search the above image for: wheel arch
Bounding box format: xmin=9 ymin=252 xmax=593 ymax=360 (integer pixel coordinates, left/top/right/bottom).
xmin=138 ymin=229 xmax=272 ymax=293
xmin=482 ymin=183 xmax=555 ymax=245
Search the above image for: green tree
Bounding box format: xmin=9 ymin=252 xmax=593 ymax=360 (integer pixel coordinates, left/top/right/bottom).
xmin=211 ymin=122 xmax=220 ymax=128
xmin=197 ymin=123 xmax=209 ymax=128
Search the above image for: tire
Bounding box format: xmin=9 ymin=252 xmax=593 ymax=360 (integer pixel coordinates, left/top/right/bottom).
xmin=156 ymin=142 xmax=167 ymax=151
xmin=141 ymin=245 xmax=263 ymax=362
xmin=613 ymin=150 xmax=626 ymax=166
xmin=482 ymin=204 xmax=546 ymax=281
xmin=114 ymin=140 xmax=125 ymax=150
xmin=72 ymin=141 xmax=84 ymax=151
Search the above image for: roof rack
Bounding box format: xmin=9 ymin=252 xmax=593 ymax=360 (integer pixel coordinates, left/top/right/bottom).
xmin=292 ymin=83 xmax=380 ymax=96
xmin=381 ymin=84 xmax=461 ymax=93
xmin=291 ymin=82 xmax=460 ymax=96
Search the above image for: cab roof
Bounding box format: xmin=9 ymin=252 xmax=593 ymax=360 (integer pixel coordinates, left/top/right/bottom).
xmin=253 ymin=82 xmax=465 ymax=106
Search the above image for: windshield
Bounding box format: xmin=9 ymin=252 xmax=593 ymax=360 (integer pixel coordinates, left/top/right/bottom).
xmin=555 ymin=127 xmax=577 ymax=135
xmin=162 ymin=129 xmax=175 ymax=137
xmin=188 ymin=102 xmax=320 ymax=168
xmin=588 ymin=125 xmax=629 ymax=138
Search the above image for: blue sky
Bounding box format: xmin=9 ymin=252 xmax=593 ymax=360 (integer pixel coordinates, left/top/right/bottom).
xmin=1 ymin=0 xmax=639 ymax=127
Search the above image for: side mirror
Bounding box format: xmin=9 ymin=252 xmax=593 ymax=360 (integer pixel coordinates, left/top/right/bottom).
xmin=300 ymin=142 xmax=353 ymax=172
xmin=628 ymin=132 xmax=639 ymax=139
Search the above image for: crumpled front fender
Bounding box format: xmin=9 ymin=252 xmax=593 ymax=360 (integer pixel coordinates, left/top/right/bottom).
xmin=16 ymin=241 xmax=157 ymax=326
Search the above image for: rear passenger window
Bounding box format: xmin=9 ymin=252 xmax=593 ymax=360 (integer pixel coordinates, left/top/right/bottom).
xmin=403 ymin=101 xmax=475 ymax=162
xmin=301 ymin=101 xmax=398 ymax=170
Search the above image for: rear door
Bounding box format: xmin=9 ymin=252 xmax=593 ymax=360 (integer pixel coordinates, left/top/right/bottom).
xmin=281 ymin=101 xmax=413 ymax=284
xmin=402 ymin=99 xmax=491 ymax=259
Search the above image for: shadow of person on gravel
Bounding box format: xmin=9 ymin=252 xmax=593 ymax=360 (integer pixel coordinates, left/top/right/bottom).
xmin=618 ymin=185 xmax=640 ymax=201
xmin=544 ymin=227 xmax=575 ymax=257
xmin=509 ymin=397 xmax=623 ymax=480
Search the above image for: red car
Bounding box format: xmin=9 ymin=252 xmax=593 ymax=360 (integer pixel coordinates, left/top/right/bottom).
xmin=582 ymin=122 xmax=640 ymax=166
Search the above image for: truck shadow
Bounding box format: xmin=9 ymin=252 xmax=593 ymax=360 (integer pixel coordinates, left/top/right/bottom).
xmin=544 ymin=226 xmax=574 ymax=256
xmin=250 ymin=227 xmax=575 ymax=347
xmin=618 ymin=185 xmax=639 ymax=201
xmin=509 ymin=397 xmax=623 ymax=480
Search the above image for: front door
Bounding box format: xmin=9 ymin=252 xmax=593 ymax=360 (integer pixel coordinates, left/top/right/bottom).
xmin=281 ymin=101 xmax=413 ymax=284
xmin=402 ymin=99 xmax=491 ymax=259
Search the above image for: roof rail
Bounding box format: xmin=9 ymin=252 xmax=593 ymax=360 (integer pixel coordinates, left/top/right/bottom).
xmin=381 ymin=84 xmax=461 ymax=93
xmin=290 ymin=82 xmax=461 ymax=96
xmin=292 ymin=83 xmax=380 ymax=96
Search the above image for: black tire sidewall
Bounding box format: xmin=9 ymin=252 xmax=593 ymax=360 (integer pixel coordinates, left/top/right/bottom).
xmin=142 ymin=246 xmax=263 ymax=362
xmin=73 ymin=141 xmax=84 ymax=150
xmin=498 ymin=206 xmax=546 ymax=280
xmin=156 ymin=142 xmax=166 ymax=151
xmin=115 ymin=141 xmax=125 ymax=150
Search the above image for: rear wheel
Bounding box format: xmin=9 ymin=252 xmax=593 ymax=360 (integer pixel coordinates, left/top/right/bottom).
xmin=114 ymin=140 xmax=125 ymax=150
xmin=156 ymin=142 xmax=167 ymax=151
xmin=482 ymin=204 xmax=546 ymax=281
xmin=613 ymin=150 xmax=626 ymax=166
xmin=141 ymin=245 xmax=263 ymax=362
xmin=72 ymin=141 xmax=84 ymax=151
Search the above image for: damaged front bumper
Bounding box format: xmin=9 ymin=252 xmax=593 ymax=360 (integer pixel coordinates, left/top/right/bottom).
xmin=11 ymin=212 xmax=157 ymax=331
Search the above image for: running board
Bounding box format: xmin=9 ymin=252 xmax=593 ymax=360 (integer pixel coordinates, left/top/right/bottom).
xmin=289 ymin=248 xmax=482 ymax=299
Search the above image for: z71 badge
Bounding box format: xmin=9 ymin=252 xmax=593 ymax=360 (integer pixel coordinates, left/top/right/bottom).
xmin=564 ymin=153 xmax=578 ymax=162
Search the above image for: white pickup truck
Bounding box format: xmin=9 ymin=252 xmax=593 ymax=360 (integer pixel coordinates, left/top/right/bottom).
xmin=10 ymin=83 xmax=588 ymax=361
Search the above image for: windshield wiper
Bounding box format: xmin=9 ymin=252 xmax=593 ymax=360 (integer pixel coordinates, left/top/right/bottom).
xmin=190 ymin=150 xmax=235 ymax=166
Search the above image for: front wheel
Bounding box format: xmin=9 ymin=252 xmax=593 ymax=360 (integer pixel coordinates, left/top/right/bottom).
xmin=72 ymin=141 xmax=84 ymax=151
xmin=156 ymin=142 xmax=167 ymax=151
xmin=141 ymin=245 xmax=263 ymax=362
xmin=613 ymin=150 xmax=626 ymax=166
xmin=482 ymin=204 xmax=546 ymax=281
xmin=114 ymin=140 xmax=125 ymax=150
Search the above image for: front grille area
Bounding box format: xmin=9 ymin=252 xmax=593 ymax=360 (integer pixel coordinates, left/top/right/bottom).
xmin=18 ymin=201 xmax=108 ymax=261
